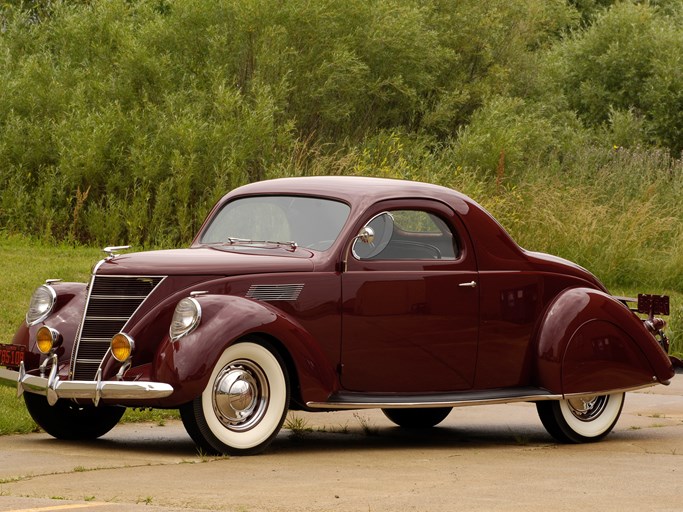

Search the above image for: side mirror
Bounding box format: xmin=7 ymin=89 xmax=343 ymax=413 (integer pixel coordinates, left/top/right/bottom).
xmin=356 ymin=226 xmax=375 ymax=245
xmin=343 ymin=212 xmax=394 ymax=271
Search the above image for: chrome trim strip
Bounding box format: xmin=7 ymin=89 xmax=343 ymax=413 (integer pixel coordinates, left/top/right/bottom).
xmin=563 ymin=382 xmax=659 ymax=398
xmin=69 ymin=270 xmax=99 ymax=377
xmin=307 ymin=382 xmax=664 ymax=410
xmin=89 ymin=295 xmax=160 ymax=300
xmin=85 ymin=316 xmax=131 ymax=321
xmin=0 ymin=366 xmax=173 ymax=404
xmin=306 ymin=393 xmax=564 ymax=410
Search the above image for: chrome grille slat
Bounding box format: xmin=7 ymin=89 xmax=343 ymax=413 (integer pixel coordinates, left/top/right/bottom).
xmin=71 ymin=275 xmax=164 ymax=381
xmin=85 ymin=316 xmax=130 ymax=321
xmin=90 ymin=295 xmax=158 ymax=299
xmin=72 ymin=362 xmax=102 ymax=380
xmin=86 ymin=297 xmax=143 ymax=317
xmin=76 ymin=347 xmax=110 ymax=359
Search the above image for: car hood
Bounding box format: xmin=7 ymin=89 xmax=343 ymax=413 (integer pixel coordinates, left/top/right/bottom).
xmin=95 ymin=246 xmax=315 ymax=276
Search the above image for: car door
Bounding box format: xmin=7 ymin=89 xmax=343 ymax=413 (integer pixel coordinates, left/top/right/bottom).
xmin=341 ymin=199 xmax=479 ymax=393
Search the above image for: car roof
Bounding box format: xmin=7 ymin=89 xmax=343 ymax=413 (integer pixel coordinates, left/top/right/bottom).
xmin=223 ymin=176 xmax=474 ymax=212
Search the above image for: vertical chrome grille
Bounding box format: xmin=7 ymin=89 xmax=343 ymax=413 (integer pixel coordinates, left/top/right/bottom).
xmin=71 ymin=275 xmax=164 ymax=380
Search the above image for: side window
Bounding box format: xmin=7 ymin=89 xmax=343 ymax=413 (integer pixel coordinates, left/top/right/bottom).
xmin=355 ymin=210 xmax=459 ymax=260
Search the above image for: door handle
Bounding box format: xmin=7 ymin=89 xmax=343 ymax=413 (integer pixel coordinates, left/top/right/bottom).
xmin=458 ymin=281 xmax=477 ymax=288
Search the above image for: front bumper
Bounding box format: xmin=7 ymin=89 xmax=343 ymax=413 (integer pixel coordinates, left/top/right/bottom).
xmin=0 ymin=358 xmax=174 ymax=406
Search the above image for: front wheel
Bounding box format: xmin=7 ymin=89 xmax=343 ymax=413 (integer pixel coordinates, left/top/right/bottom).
xmin=24 ymin=393 xmax=125 ymax=440
xmin=180 ymin=340 xmax=290 ymax=456
xmin=536 ymin=392 xmax=624 ymax=443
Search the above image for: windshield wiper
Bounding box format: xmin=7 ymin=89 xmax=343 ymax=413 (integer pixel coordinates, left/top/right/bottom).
xmin=226 ymin=237 xmax=298 ymax=251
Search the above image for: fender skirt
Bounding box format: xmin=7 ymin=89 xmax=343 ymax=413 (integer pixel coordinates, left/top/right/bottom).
xmin=535 ymin=288 xmax=675 ymax=396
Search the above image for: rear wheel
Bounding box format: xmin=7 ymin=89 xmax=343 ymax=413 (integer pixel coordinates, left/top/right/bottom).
xmin=382 ymin=407 xmax=452 ymax=428
xmin=536 ymin=392 xmax=624 ymax=443
xmin=24 ymin=393 xmax=125 ymax=440
xmin=180 ymin=339 xmax=290 ymax=455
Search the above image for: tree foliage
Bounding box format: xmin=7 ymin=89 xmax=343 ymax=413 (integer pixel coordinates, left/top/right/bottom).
xmin=546 ymin=1 xmax=683 ymax=152
xmin=0 ymin=1 xmax=682 ymax=303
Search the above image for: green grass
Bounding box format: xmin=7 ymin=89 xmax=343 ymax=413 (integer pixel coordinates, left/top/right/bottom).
xmin=0 ymin=235 xmax=102 ymax=342
xmin=122 ymin=408 xmax=179 ymax=425
xmin=0 ymin=387 xmax=40 ymax=435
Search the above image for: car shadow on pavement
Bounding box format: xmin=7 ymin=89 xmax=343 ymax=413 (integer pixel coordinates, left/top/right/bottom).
xmin=16 ymin=418 xmax=650 ymax=462
xmin=24 ymin=422 xmax=560 ymax=459
xmin=270 ymin=424 xmax=559 ymax=455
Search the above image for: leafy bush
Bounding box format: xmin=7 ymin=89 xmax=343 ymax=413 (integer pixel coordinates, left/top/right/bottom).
xmin=448 ymin=96 xmax=592 ymax=177
xmin=546 ymin=1 xmax=683 ymax=153
xmin=0 ymin=0 xmax=584 ymax=246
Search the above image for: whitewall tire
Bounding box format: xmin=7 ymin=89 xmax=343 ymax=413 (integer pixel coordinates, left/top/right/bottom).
xmin=180 ymin=339 xmax=290 ymax=455
xmin=537 ymin=392 xmax=624 ymax=443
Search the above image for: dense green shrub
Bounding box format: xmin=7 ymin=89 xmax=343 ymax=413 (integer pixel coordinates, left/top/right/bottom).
xmin=423 ymin=0 xmax=579 ymax=135
xmin=448 ymin=96 xmax=592 ymax=177
xmin=0 ymin=0 xmax=582 ymax=246
xmin=546 ymin=1 xmax=683 ymax=153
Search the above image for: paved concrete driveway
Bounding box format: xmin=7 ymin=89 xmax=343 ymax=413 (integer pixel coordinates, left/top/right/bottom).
xmin=0 ymin=375 xmax=681 ymax=512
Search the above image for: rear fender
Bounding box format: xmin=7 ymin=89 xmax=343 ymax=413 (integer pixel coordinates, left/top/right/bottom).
xmin=153 ymin=294 xmax=338 ymax=406
xmin=535 ymin=288 xmax=674 ymax=395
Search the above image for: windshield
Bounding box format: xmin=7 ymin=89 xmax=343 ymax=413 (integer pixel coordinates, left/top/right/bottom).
xmin=199 ymin=195 xmax=351 ymax=251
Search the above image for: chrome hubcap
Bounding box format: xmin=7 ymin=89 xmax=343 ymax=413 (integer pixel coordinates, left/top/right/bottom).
xmin=566 ymin=395 xmax=608 ymax=422
xmin=213 ymin=360 xmax=269 ymax=431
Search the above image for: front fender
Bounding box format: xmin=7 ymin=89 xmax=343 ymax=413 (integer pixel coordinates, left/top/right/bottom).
xmin=535 ymin=288 xmax=674 ymax=395
xmin=14 ymin=282 xmax=88 ymax=374
xmin=153 ymin=294 xmax=338 ymax=406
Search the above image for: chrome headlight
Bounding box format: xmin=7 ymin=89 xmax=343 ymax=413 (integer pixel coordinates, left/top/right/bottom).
xmin=26 ymin=285 xmax=57 ymax=326
xmin=170 ymin=297 xmax=201 ymax=341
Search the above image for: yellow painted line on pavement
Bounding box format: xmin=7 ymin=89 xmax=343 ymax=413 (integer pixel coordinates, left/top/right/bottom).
xmin=4 ymin=503 xmax=110 ymax=512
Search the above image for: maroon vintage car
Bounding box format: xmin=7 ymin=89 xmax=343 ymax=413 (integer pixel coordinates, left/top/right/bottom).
xmin=0 ymin=176 xmax=677 ymax=454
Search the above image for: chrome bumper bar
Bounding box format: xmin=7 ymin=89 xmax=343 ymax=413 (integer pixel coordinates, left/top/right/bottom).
xmin=0 ymin=359 xmax=173 ymax=406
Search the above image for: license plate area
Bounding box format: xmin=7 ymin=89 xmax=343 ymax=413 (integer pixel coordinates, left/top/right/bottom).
xmin=638 ymin=294 xmax=670 ymax=316
xmin=0 ymin=344 xmax=25 ymax=369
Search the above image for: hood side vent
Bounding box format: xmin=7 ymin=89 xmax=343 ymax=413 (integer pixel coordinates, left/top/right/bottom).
xmin=246 ymin=284 xmax=304 ymax=302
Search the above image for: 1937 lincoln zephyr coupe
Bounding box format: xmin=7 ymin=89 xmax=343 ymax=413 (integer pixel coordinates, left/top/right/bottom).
xmin=0 ymin=177 xmax=678 ymax=455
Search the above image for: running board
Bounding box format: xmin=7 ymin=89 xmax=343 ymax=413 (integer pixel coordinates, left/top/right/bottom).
xmin=306 ymin=387 xmax=561 ymax=410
